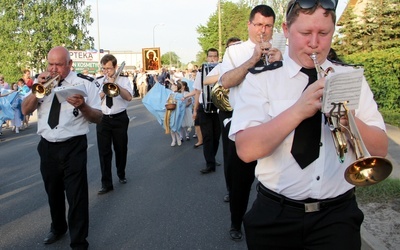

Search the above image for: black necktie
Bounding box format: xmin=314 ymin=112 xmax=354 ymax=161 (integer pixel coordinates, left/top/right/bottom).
xmin=48 ymin=80 xmax=63 ymax=129
xmin=106 ymin=95 xmax=113 ymax=108
xmin=290 ymin=68 xmax=321 ymax=169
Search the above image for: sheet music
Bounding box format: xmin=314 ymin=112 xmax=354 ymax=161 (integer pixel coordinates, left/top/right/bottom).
xmin=321 ymin=68 xmax=364 ymax=113
xmin=54 ymin=82 xmax=87 ymax=103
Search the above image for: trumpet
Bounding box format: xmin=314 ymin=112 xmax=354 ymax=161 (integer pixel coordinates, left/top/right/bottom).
xmin=32 ymin=75 xmax=60 ymax=98
xmin=103 ymin=61 xmax=125 ymax=97
xmin=310 ymin=52 xmax=392 ymax=186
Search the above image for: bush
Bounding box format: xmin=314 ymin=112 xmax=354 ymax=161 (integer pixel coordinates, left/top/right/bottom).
xmin=344 ymin=48 xmax=400 ymax=111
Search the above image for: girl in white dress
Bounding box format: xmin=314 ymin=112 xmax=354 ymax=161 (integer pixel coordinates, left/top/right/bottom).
xmin=180 ymin=81 xmax=193 ymax=140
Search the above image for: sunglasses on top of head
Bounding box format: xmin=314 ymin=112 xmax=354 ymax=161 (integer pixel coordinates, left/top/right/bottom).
xmin=287 ymin=0 xmax=337 ymax=17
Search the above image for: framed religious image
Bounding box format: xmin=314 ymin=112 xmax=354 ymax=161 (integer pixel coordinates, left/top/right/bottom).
xmin=142 ymin=47 xmax=161 ymax=71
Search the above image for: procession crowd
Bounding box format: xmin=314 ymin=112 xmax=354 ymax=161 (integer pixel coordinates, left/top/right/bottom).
xmin=0 ymin=71 xmax=34 ymax=136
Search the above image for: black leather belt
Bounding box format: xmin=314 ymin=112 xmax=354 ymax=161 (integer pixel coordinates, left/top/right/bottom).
xmin=257 ymin=183 xmax=355 ymax=213
xmin=41 ymin=135 xmax=85 ymax=144
xmin=103 ymin=110 xmax=126 ymax=118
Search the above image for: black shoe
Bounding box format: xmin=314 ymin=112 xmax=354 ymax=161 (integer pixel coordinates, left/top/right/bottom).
xmin=119 ymin=178 xmax=127 ymax=184
xmin=98 ymin=186 xmax=114 ymax=195
xmin=200 ymin=167 xmax=215 ymax=174
xmin=224 ymin=194 xmax=230 ymax=202
xmin=193 ymin=143 xmax=203 ymax=148
xmin=229 ymin=228 xmax=243 ymax=241
xmin=43 ymin=231 xmax=66 ymax=244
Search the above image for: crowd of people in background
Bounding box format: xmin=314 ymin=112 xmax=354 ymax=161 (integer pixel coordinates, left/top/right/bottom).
xmin=0 ymin=65 xmax=200 ymax=139
xmin=0 ymin=71 xmax=33 ymax=136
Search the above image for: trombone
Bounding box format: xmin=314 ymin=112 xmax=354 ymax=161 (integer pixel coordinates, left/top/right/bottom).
xmin=103 ymin=61 xmax=125 ymax=97
xmin=32 ymin=75 xmax=60 ymax=98
xmin=310 ymin=53 xmax=392 ymax=186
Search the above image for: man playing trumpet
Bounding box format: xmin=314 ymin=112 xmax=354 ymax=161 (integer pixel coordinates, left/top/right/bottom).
xmin=22 ymin=46 xmax=103 ymax=249
xmin=229 ymin=1 xmax=389 ymax=249
xmin=95 ymin=54 xmax=132 ymax=195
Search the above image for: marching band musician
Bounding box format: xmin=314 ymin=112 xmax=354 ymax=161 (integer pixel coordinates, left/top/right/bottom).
xmin=202 ymin=37 xmax=241 ymax=204
xmin=96 ymin=54 xmax=133 ymax=195
xmin=21 ymin=46 xmax=103 ymax=249
xmin=229 ymin=1 xmax=388 ymax=249
xmin=193 ymin=48 xmax=221 ymax=174
xmin=218 ymin=5 xmax=282 ymax=241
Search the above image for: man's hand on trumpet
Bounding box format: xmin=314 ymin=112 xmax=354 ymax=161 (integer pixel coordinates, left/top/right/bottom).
xmin=266 ymin=48 xmax=283 ymax=64
xmin=292 ymin=78 xmax=325 ymax=121
xmin=105 ymin=75 xmax=116 ymax=84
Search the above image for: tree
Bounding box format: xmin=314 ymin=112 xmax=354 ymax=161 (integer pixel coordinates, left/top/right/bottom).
xmin=197 ymin=1 xmax=250 ymax=63
xmin=161 ymin=51 xmax=181 ymax=68
xmin=361 ymin=0 xmax=400 ymax=51
xmin=332 ymin=6 xmax=362 ymax=55
xmin=0 ymin=0 xmax=94 ymax=82
xmin=333 ymin=0 xmax=400 ymax=56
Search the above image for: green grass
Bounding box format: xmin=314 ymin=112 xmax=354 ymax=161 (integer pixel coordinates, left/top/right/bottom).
xmin=381 ymin=109 xmax=400 ymax=127
xmin=355 ymin=178 xmax=400 ymax=203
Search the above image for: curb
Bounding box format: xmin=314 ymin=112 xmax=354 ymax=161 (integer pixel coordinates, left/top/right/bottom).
xmin=361 ymin=123 xmax=398 ymax=250
xmin=361 ymin=225 xmax=389 ymax=250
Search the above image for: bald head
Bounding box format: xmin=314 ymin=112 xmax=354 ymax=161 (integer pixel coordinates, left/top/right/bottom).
xmin=47 ymin=46 xmax=73 ymax=79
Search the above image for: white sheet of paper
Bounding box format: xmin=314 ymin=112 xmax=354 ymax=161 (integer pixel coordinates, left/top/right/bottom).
xmin=54 ymin=83 xmax=87 ymax=102
xmin=322 ymin=68 xmax=364 ymax=113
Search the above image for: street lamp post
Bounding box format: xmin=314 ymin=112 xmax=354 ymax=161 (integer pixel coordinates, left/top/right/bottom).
xmin=152 ymin=23 xmax=165 ymax=47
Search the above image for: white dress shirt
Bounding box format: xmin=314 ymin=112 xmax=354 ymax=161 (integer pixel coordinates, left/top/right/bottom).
xmin=97 ymin=75 xmax=132 ymax=115
xmin=219 ymin=39 xmax=254 ymax=109
xmin=229 ymin=53 xmax=386 ymax=200
xmin=36 ymin=71 xmax=101 ymax=142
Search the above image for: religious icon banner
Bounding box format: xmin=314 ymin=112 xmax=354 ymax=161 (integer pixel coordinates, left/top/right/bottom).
xmin=142 ymin=47 xmax=161 ymax=72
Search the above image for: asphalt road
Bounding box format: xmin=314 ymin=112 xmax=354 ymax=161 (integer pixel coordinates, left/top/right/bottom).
xmin=0 ymin=99 xmax=253 ymax=250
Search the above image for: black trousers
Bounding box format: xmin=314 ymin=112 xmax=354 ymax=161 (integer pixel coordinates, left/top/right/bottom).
xmin=38 ymin=135 xmax=89 ymax=249
xmin=244 ymin=187 xmax=364 ymax=250
xmin=223 ymin=119 xmax=256 ymax=230
xmin=198 ymin=105 xmax=221 ymax=168
xmin=218 ymin=110 xmax=233 ymax=192
xmin=96 ymin=110 xmax=129 ymax=188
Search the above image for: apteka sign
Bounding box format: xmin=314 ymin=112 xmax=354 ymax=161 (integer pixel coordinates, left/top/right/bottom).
xmin=69 ymin=50 xmax=100 ymax=62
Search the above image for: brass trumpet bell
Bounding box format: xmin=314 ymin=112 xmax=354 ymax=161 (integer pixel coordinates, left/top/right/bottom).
xmin=342 ymin=104 xmax=392 ymax=186
xmin=101 ymin=61 xmax=125 ymax=98
xmin=345 ymin=156 xmax=393 ymax=187
xmin=32 ymin=75 xmax=60 ymax=98
xmin=103 ymin=83 xmax=120 ymax=97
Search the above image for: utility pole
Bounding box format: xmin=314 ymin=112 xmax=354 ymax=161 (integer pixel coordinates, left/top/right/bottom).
xmin=218 ymin=0 xmax=222 ymax=61
xmin=96 ymin=0 xmax=101 ymax=67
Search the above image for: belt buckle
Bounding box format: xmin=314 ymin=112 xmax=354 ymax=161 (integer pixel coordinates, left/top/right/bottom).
xmin=304 ymin=202 xmax=321 ymax=212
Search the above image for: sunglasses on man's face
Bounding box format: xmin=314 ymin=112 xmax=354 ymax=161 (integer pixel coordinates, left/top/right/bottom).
xmin=287 ymin=0 xmax=337 ymax=17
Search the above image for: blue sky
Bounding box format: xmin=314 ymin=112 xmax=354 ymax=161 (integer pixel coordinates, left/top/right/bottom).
xmin=85 ymin=0 xmax=348 ymax=63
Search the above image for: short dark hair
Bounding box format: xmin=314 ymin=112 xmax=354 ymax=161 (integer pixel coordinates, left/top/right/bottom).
xmin=226 ymin=37 xmax=241 ymax=48
xmin=207 ymin=48 xmax=219 ymax=57
xmin=100 ymin=54 xmax=117 ymax=67
xmin=249 ymin=5 xmax=276 ymax=23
